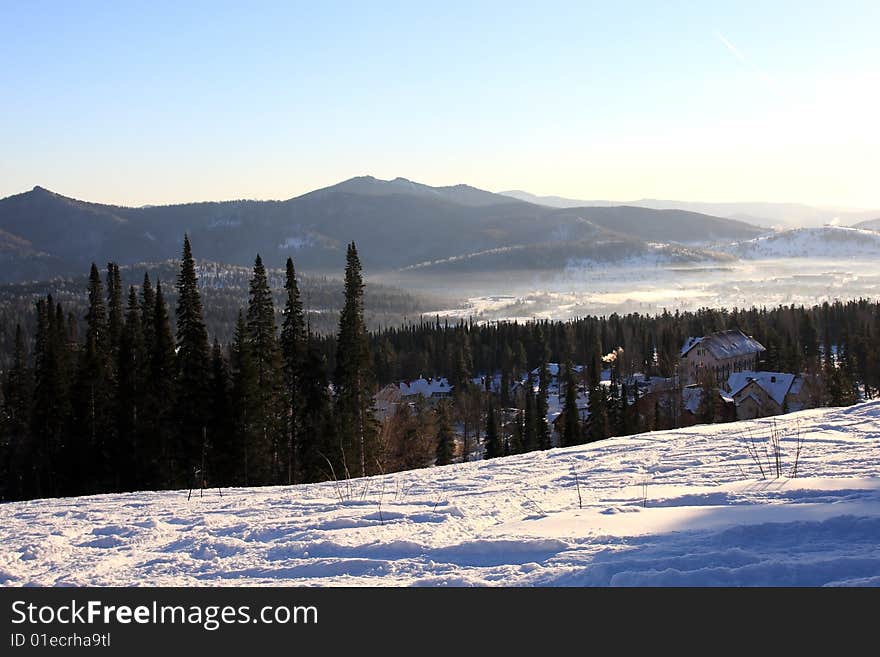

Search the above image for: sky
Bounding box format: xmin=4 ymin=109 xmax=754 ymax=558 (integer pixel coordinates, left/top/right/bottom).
xmin=1 ymin=1 xmax=879 ymax=208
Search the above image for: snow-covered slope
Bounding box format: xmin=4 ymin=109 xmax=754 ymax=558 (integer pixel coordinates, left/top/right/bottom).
xmin=2 ymin=403 xmax=880 ymax=586
xmin=723 ymin=226 xmax=880 ymax=259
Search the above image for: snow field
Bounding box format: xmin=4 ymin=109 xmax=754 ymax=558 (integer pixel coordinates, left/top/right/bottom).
xmin=1 ymin=402 xmax=879 ymax=586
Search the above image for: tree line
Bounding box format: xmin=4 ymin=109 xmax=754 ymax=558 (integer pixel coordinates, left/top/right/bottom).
xmin=0 ymin=237 xmax=379 ymax=501
xmin=1 ymin=235 xmax=874 ymax=501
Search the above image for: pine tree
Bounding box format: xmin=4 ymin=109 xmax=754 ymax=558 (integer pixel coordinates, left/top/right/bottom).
xmin=298 ymin=335 xmax=335 ymax=483
xmin=71 ymin=264 xmax=113 ymax=494
xmin=586 ymin=333 xmax=610 ymax=442
xmin=452 ymin=333 xmax=476 ymax=460
xmin=116 ymin=287 xmax=145 ymax=489
xmin=618 ymin=383 xmax=634 ymax=436
xmin=560 ymin=361 xmax=582 ymax=447
xmin=434 ymin=400 xmax=455 ymax=466
xmin=104 ymin=262 xmax=123 ymax=488
xmin=246 ymin=254 xmax=283 ymax=484
xmin=1 ymin=325 xmax=32 ymax=500
xmin=175 ymin=235 xmax=211 ymax=487
xmin=483 ymin=400 xmax=500 ymax=459
xmin=510 ymin=409 xmax=525 ymax=455
xmin=207 ymin=339 xmax=233 ymax=486
xmin=280 ymin=257 xmax=306 ymax=484
xmin=31 ymin=297 xmax=75 ymax=496
xmin=230 ymin=310 xmax=258 ymax=486
xmin=140 ymin=273 xmax=156 ymax=359
xmin=106 ymin=262 xmax=123 ymax=360
xmin=334 ymin=243 xmax=378 ymax=478
xmin=145 ymin=281 xmax=177 ymax=488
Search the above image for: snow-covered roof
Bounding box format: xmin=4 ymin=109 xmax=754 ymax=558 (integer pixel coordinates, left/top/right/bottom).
xmin=399 ymin=377 xmax=453 ymax=397
xmin=529 ymin=363 xmax=584 ymax=379
xmin=681 ymin=329 xmax=765 ymax=359
xmin=680 ymin=336 xmax=703 ymax=356
xmin=727 ymin=371 xmax=794 ymax=407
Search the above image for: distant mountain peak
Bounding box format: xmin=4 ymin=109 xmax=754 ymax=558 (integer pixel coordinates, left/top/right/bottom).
xmin=299 ymin=175 xmax=513 ymax=208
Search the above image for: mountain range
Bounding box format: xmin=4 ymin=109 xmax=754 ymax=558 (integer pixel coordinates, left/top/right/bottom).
xmin=501 ymin=190 xmax=880 ymax=229
xmin=0 ymin=177 xmax=765 ymax=281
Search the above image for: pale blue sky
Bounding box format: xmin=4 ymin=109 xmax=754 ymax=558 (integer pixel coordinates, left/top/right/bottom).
xmin=2 ymin=1 xmax=878 ymax=207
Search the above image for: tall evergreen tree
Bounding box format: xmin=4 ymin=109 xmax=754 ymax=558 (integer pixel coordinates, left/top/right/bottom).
xmin=245 ymin=254 xmax=283 ymax=484
xmin=207 ymin=339 xmax=233 ymax=487
xmin=31 ymin=297 xmax=75 ymax=496
xmin=334 ymin=243 xmax=378 ymax=478
xmin=140 ymin=273 xmax=156 ymax=358
xmin=280 ymin=256 xmax=306 ymax=484
xmin=71 ymin=264 xmax=113 ymax=493
xmin=586 ymin=333 xmax=610 ymax=442
xmin=175 ymin=235 xmax=211 ymax=487
xmin=1 ymin=325 xmax=32 ymax=500
xmin=434 ymin=400 xmax=455 ymax=466
xmin=145 ymin=282 xmax=177 ymax=488
xmin=510 ymin=409 xmax=525 ymax=455
xmin=483 ymin=400 xmax=500 ymax=459
xmin=560 ymin=361 xmax=582 ymax=447
xmin=116 ymin=287 xmax=145 ymax=489
xmin=106 ymin=262 xmax=123 ymax=360
xmin=230 ymin=310 xmax=259 ymax=486
xmin=298 ymin=334 xmax=335 ymax=483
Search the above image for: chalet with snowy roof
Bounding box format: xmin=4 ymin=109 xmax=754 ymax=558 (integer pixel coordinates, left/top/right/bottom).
xmin=374 ymin=377 xmax=453 ymax=419
xmin=679 ymin=329 xmax=765 ymax=386
xmin=726 ymin=371 xmax=812 ymax=420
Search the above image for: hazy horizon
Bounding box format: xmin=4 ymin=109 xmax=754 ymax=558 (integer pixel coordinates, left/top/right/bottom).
xmin=6 ymin=175 xmax=879 ymax=213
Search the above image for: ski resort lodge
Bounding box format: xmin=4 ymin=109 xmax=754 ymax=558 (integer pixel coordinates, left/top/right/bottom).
xmin=679 ymin=329 xmax=765 ymax=386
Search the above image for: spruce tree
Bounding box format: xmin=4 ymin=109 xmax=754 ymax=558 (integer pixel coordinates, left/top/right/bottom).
xmin=140 ymin=273 xmax=156 ymax=359
xmin=175 ymin=235 xmax=211 ymax=487
xmin=536 ymin=327 xmax=552 ymax=450
xmin=561 ymin=361 xmax=582 ymax=447
xmin=280 ymin=257 xmax=306 ymax=484
xmin=71 ymin=264 xmax=113 ymax=494
xmin=231 ymin=310 xmax=259 ymax=486
xmin=434 ymin=400 xmax=455 ymax=466
xmin=1 ymin=325 xmax=32 ymax=500
xmin=483 ymin=400 xmax=500 ymax=459
xmin=298 ymin=335 xmax=335 ymax=483
xmin=510 ymin=409 xmax=525 ymax=455
xmin=246 ymin=254 xmax=283 ymax=484
xmin=618 ymin=383 xmax=634 ymax=436
xmin=31 ymin=297 xmax=75 ymax=496
xmin=334 ymin=242 xmax=378 ymax=478
xmin=116 ymin=287 xmax=145 ymax=489
xmin=586 ymin=333 xmax=610 ymax=441
xmin=106 ymin=262 xmax=123 ymax=360
xmin=207 ymin=339 xmax=233 ymax=486
xmin=145 ymin=282 xmax=177 ymax=488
